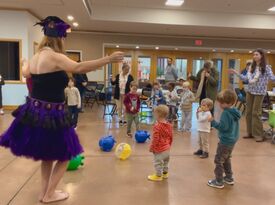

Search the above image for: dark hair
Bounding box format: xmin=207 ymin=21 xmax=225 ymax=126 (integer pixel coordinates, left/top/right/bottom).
xmin=68 ymin=77 xmax=75 ymax=84
xmin=216 ymin=89 xmax=237 ymax=105
xmin=251 ymin=48 xmax=267 ymax=74
xmin=168 ymin=82 xmax=175 ymax=89
xmin=246 ymin=62 xmax=252 ymax=67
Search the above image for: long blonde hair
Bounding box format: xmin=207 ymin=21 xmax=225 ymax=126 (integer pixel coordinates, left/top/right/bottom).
xmin=38 ymin=36 xmax=65 ymax=53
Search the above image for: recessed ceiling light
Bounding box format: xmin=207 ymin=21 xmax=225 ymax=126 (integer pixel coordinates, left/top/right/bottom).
xmin=165 ymin=0 xmax=184 ymax=6
xmin=268 ymin=6 xmax=275 ymax=11
xmin=136 ymin=46 xmax=140 ymax=49
xmin=199 ymin=57 xmax=203 ymax=59
xmin=175 ymin=48 xmax=178 ymax=50
xmin=72 ymin=22 xmax=79 ymax=27
xmin=116 ymin=45 xmax=120 ymax=48
xmin=155 ymin=47 xmax=159 ymax=50
xmin=267 ymin=51 xmax=271 ymax=54
xmin=67 ymin=15 xmax=74 ymax=21
xmin=230 ymin=50 xmax=234 ymax=53
xmin=249 ymin=51 xmax=253 ymax=53
xmin=212 ymin=49 xmax=216 ymax=52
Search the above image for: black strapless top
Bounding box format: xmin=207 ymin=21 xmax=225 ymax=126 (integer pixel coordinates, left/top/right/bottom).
xmin=31 ymin=71 xmax=68 ymax=103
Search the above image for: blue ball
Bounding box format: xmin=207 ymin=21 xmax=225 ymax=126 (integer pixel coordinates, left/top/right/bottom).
xmin=135 ymin=130 xmax=150 ymax=143
xmin=99 ymin=136 xmax=116 ymax=152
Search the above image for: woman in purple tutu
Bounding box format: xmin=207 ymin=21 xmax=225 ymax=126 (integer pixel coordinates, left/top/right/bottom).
xmin=0 ymin=16 xmax=123 ymax=203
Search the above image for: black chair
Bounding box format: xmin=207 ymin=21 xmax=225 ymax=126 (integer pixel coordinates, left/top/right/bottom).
xmin=83 ymin=88 xmax=97 ymax=109
xmin=140 ymin=87 xmax=153 ymax=122
xmin=234 ymin=88 xmax=246 ymax=115
xmin=103 ymin=87 xmax=117 ymax=118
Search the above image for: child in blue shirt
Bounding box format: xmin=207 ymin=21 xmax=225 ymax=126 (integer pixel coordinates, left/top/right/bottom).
xmin=208 ymin=89 xmax=241 ymax=189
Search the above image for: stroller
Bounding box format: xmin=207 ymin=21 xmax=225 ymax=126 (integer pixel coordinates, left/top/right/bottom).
xmin=263 ymin=110 xmax=275 ymax=144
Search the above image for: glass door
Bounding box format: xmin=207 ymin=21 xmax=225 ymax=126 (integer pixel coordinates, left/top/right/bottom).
xmin=212 ymin=59 xmax=223 ymax=91
xmin=175 ymin=58 xmax=187 ymax=80
xmin=228 ymin=59 xmax=240 ymax=89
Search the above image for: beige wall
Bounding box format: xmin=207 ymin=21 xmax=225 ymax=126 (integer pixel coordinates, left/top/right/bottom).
xmin=66 ymin=32 xmax=275 ymax=81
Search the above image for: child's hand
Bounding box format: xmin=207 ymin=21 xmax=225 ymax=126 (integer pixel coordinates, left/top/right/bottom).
xmin=131 ymin=107 xmax=134 ymax=111
xmin=197 ymin=107 xmax=202 ymax=113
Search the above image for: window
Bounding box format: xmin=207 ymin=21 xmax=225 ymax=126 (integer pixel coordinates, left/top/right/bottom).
xmin=175 ymin=58 xmax=187 ymax=80
xmin=0 ymin=41 xmax=20 ymax=81
xmin=138 ymin=57 xmax=151 ymax=81
xmin=157 ymin=57 xmax=168 ymax=79
xmin=192 ymin=59 xmax=204 ymax=76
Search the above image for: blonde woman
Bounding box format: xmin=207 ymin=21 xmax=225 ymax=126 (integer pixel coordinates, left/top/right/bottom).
xmin=111 ymin=63 xmax=134 ymax=125
xmin=0 ymin=16 xmax=123 ymax=203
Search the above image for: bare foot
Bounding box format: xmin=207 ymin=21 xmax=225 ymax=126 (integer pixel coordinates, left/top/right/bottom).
xmin=42 ymin=191 xmax=69 ymax=204
xmin=39 ymin=190 xmax=63 ymax=202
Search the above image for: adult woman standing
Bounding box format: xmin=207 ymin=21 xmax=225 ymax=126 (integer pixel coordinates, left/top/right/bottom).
xmin=189 ymin=61 xmax=219 ymax=106
xmin=229 ymin=49 xmax=275 ymax=142
xmin=111 ymin=63 xmax=134 ymax=125
xmin=0 ymin=16 xmax=123 ymax=203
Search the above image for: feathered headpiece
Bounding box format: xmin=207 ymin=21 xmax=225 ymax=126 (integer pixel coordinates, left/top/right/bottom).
xmin=35 ymin=16 xmax=71 ymax=38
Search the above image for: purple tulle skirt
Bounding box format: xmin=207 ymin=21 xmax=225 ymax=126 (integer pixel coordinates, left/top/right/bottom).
xmin=0 ymin=97 xmax=83 ymax=161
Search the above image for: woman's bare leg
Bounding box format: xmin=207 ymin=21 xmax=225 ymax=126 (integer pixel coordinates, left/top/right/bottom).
xmin=40 ymin=161 xmax=54 ymax=201
xmin=42 ymin=161 xmax=69 ymax=203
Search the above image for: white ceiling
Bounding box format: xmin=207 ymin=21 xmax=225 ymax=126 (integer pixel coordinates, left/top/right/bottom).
xmin=0 ymin=0 xmax=275 ymax=39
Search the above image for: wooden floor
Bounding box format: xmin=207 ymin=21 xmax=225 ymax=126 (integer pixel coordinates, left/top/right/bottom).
xmin=0 ymin=104 xmax=275 ymax=205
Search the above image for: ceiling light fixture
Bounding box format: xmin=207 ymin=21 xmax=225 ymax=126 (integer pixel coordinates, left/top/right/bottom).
xmin=72 ymin=22 xmax=79 ymax=27
xmin=116 ymin=45 xmax=120 ymax=48
xmin=212 ymin=49 xmax=216 ymax=52
xmin=268 ymin=6 xmax=275 ymax=11
xmin=155 ymin=47 xmax=159 ymax=50
xmin=175 ymin=48 xmax=178 ymax=50
xmin=67 ymin=15 xmax=74 ymax=21
xmin=249 ymin=51 xmax=253 ymax=53
xmin=165 ymin=0 xmax=184 ymax=6
xmin=136 ymin=46 xmax=140 ymax=49
xmin=267 ymin=51 xmax=271 ymax=54
xmin=230 ymin=50 xmax=234 ymax=53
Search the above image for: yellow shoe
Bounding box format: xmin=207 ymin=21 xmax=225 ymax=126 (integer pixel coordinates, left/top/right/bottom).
xmin=162 ymin=173 xmax=169 ymax=179
xmin=147 ymin=174 xmax=163 ymax=181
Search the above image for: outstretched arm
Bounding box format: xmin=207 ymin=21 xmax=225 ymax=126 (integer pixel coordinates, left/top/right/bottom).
xmin=54 ymin=51 xmax=124 ymax=74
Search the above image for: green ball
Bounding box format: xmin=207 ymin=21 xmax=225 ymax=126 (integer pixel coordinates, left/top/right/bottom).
xmin=67 ymin=155 xmax=85 ymax=171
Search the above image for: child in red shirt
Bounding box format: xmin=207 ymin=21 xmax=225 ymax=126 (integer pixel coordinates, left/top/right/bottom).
xmin=148 ymin=105 xmax=173 ymax=181
xmin=123 ymin=81 xmax=141 ymax=137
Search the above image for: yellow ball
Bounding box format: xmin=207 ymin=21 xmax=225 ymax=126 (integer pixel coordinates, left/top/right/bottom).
xmin=115 ymin=143 xmax=132 ymax=160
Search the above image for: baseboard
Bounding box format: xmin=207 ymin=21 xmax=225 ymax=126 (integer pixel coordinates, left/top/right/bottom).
xmin=3 ymin=105 xmax=18 ymax=110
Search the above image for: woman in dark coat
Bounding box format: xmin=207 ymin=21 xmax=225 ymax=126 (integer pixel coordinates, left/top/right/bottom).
xmin=111 ymin=63 xmax=134 ymax=125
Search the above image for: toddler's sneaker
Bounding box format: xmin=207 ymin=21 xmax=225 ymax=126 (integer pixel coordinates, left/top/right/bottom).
xmin=207 ymin=179 xmax=224 ymax=189
xmin=162 ymin=172 xmax=169 ymax=179
xmin=224 ymin=176 xmax=234 ymax=185
xmin=148 ymin=174 xmax=163 ymax=182
xmin=200 ymin=152 xmax=209 ymax=159
xmin=0 ymin=109 xmax=4 ymax=115
xmin=193 ymin=149 xmax=203 ymax=156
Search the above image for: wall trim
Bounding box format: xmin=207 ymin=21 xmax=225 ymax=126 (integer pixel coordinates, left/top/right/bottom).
xmin=3 ymin=105 xmax=18 ymax=110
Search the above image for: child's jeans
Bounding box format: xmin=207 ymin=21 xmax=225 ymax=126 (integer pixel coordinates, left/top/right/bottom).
xmin=168 ymin=105 xmax=178 ymax=121
xmin=214 ymin=143 xmax=234 ymax=182
xmin=153 ymin=150 xmax=170 ymax=177
xmin=68 ymin=105 xmax=79 ymax=128
xmin=181 ymin=110 xmax=192 ymax=131
xmin=126 ymin=113 xmax=139 ymax=134
xmin=198 ymin=131 xmax=209 ymax=153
